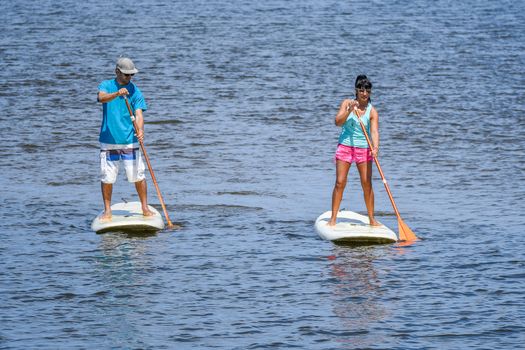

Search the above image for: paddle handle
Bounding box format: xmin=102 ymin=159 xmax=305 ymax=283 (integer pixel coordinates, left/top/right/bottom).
xmin=124 ymin=98 xmax=174 ymax=228
xmin=354 ymin=108 xmax=402 ymax=219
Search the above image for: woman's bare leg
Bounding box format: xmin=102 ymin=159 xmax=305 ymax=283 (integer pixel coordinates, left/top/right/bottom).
xmin=357 ymin=161 xmax=380 ymax=226
xmin=329 ymin=160 xmax=351 ymax=226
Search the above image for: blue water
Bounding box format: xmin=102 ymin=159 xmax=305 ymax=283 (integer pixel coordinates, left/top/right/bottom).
xmin=1 ymin=0 xmax=524 ymax=349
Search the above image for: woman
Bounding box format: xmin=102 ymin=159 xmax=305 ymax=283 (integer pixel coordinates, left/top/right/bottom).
xmin=328 ymin=75 xmax=380 ymax=226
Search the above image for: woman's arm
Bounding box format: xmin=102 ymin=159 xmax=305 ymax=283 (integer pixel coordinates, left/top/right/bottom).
xmin=335 ymin=99 xmax=358 ymax=126
xmin=369 ymin=107 xmax=379 ymax=157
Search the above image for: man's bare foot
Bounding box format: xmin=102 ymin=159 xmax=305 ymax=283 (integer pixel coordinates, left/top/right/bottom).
xmin=142 ymin=207 xmax=155 ymax=217
xmin=327 ymin=220 xmax=337 ymax=226
xmin=369 ymin=218 xmax=381 ymax=227
xmin=100 ymin=211 xmax=112 ymax=221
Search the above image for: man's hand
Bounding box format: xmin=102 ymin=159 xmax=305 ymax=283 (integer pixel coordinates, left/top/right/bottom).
xmin=135 ymin=128 xmax=144 ymax=142
xmin=116 ymin=88 xmax=129 ymax=97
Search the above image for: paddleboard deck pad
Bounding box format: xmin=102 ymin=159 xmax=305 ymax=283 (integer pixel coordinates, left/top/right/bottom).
xmin=91 ymin=201 xmax=165 ymax=233
xmin=315 ymin=211 xmax=397 ymax=244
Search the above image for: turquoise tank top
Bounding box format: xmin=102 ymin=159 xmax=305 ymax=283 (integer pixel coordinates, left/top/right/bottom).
xmin=338 ymin=103 xmax=372 ymax=148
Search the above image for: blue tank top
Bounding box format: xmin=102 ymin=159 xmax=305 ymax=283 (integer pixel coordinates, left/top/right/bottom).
xmin=338 ymin=103 xmax=372 ymax=148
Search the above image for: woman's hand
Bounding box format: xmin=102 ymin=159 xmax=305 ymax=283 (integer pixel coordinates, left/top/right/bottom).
xmin=345 ymin=99 xmax=358 ymax=113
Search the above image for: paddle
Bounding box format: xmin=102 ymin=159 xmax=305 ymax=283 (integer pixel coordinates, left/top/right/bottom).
xmin=124 ymin=97 xmax=175 ymax=229
xmin=353 ymin=107 xmax=418 ymax=242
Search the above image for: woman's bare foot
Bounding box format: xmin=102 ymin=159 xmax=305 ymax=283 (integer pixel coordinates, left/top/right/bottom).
xmin=369 ymin=218 xmax=381 ymax=227
xmin=327 ymin=219 xmax=337 ymax=226
xmin=142 ymin=207 xmax=154 ymax=217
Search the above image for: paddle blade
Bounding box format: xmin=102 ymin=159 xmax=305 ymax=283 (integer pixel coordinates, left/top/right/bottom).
xmin=397 ymin=217 xmax=418 ymax=242
xmin=166 ymin=222 xmax=182 ymax=230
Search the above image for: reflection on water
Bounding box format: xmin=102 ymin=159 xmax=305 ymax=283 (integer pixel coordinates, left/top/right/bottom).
xmin=95 ymin=232 xmax=158 ymax=291
xmin=93 ymin=233 xmax=156 ymax=348
xmin=329 ymin=246 xmax=388 ymax=348
xmin=1 ymin=0 xmax=524 ymax=348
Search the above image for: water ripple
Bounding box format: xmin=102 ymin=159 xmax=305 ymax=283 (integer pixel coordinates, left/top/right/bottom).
xmin=1 ymin=0 xmax=524 ymax=349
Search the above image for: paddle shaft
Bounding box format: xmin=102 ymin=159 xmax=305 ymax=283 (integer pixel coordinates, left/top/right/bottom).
xmin=354 ymin=112 xmax=401 ymax=218
xmin=124 ymin=98 xmax=174 ymax=228
xmin=353 ymin=107 xmax=417 ymax=240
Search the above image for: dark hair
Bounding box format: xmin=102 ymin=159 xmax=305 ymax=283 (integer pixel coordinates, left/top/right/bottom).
xmin=355 ymin=74 xmax=372 ymax=90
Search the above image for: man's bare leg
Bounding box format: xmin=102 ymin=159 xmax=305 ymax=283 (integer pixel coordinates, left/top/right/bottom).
xmin=101 ymin=182 xmax=113 ymax=220
xmin=135 ymin=179 xmax=154 ymax=216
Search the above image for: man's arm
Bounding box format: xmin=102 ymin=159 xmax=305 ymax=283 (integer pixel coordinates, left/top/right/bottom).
xmin=134 ymin=109 xmax=145 ymax=142
xmin=97 ymin=88 xmax=129 ymax=103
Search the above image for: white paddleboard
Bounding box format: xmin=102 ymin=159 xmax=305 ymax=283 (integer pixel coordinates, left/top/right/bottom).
xmin=315 ymin=210 xmax=397 ymax=244
xmin=91 ymin=201 xmax=165 ymax=233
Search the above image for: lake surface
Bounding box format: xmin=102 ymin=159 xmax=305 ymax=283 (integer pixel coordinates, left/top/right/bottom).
xmin=1 ymin=0 xmax=524 ymax=349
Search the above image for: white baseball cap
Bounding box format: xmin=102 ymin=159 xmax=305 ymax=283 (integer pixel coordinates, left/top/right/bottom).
xmin=116 ymin=57 xmax=139 ymax=74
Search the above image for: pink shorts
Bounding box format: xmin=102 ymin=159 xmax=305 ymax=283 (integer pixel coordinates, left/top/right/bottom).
xmin=334 ymin=144 xmax=373 ymax=164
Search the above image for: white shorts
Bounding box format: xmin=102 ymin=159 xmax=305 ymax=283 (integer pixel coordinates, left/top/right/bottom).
xmin=100 ymin=148 xmax=146 ymax=184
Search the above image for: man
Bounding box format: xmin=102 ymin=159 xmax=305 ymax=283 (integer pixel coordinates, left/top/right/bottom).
xmin=97 ymin=57 xmax=153 ymax=220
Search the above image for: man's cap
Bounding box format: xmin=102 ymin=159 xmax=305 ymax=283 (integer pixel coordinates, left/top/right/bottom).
xmin=116 ymin=57 xmax=139 ymax=74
